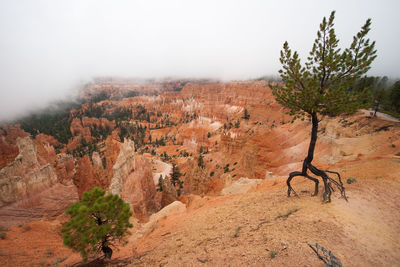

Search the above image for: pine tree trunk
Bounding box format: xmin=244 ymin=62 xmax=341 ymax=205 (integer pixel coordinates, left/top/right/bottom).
xmin=305 ymin=112 xmax=319 ymax=164
xmin=101 ymin=238 xmax=112 ymax=259
xmin=286 ymin=112 xmax=347 ymax=202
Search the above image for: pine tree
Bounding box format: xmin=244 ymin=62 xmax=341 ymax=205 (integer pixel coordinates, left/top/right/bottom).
xmin=243 ymin=108 xmax=250 ymax=120
xmin=271 ymin=11 xmax=376 ymax=202
xmin=369 ymin=76 xmax=389 ymax=116
xmin=170 ymin=164 xmax=183 ymax=196
xmin=389 ymin=81 xmax=400 ymax=113
xmin=197 ymin=153 xmax=204 ymax=168
xmin=170 ymin=164 xmax=182 ymax=186
xmin=61 ymin=187 xmax=132 ymax=262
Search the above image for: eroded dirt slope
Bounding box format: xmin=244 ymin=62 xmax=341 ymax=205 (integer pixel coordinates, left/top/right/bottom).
xmin=1 ymin=158 xmax=398 ymax=266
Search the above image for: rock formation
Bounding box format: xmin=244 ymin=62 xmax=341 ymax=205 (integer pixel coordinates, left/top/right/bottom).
xmin=121 ymin=156 xmax=161 ymax=218
xmin=109 ymin=139 xmax=136 ymax=195
xmin=183 ymin=160 xmax=211 ymax=195
xmin=0 ymin=125 xmax=29 ymax=169
xmin=0 ymin=137 xmax=58 ymax=207
xmin=54 ymin=153 xmax=75 ymax=184
xmin=0 ymin=182 xmax=78 ymax=227
xmin=160 ymin=176 xmax=177 ymax=207
xmin=220 ymin=177 xmax=263 ymax=195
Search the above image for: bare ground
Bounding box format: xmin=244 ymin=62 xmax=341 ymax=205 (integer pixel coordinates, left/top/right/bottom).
xmin=127 ymin=157 xmax=400 ymax=267
xmin=0 ymin=158 xmax=399 ymax=266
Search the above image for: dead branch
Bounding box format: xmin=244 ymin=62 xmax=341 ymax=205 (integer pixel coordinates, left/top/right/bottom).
xmin=308 ymin=243 xmax=343 ymax=267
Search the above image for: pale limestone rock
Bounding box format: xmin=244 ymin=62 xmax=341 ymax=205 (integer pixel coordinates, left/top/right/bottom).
xmin=147 ymin=201 xmax=186 ymax=224
xmin=27 ymin=164 xmax=57 ymax=192
xmin=220 ymin=177 xmax=262 ymax=195
xmin=121 ymin=156 xmax=161 ymax=217
xmin=221 ymin=173 xmax=232 ymax=187
xmin=91 ymin=151 xmax=102 ymax=168
xmin=141 ymin=201 xmax=186 ymax=234
xmin=0 ymin=137 xmax=58 ymax=207
xmin=108 ymin=139 xmax=135 ymax=195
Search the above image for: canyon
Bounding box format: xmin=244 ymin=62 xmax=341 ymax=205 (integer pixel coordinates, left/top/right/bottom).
xmin=0 ymin=79 xmax=399 ymax=266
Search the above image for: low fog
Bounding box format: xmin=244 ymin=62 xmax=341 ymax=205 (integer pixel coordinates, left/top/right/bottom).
xmin=0 ymin=0 xmax=399 ymax=122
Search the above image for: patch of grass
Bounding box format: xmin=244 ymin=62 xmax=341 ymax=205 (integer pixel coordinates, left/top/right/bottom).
xmin=269 ymin=250 xmax=277 ymax=259
xmin=233 ymin=226 xmax=242 ymax=238
xmin=347 ymin=177 xmax=357 ymax=184
xmin=276 ymin=208 xmax=300 ymax=220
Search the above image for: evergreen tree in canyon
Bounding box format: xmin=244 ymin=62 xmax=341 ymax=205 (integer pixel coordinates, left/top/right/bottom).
xmin=61 ymin=187 xmax=133 ymax=262
xmin=271 ymin=11 xmax=376 ymax=202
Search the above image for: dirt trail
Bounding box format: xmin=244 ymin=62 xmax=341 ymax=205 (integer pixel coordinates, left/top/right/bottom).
xmin=362 ymin=109 xmax=400 ymax=122
xmin=151 ymin=159 xmax=172 ymax=184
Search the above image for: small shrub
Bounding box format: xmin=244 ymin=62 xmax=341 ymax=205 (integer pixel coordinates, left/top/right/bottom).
xmin=0 ymin=232 xmax=5 ymax=240
xmin=224 ymin=164 xmax=230 ymax=173
xmin=347 ymin=177 xmax=357 ymax=184
xmin=45 ymin=249 xmax=53 ymax=258
xmin=269 ymin=250 xmax=277 ymax=259
xmin=21 ymin=224 xmax=31 ymax=233
xmin=210 ymin=171 xmax=214 ymax=177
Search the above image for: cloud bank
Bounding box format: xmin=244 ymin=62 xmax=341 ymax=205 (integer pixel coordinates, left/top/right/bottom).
xmin=0 ymin=0 xmax=399 ymax=121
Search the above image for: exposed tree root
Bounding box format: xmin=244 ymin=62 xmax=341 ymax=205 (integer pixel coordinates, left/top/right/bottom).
xmin=308 ymin=243 xmax=343 ymax=267
xmin=287 ymin=158 xmax=347 ymax=202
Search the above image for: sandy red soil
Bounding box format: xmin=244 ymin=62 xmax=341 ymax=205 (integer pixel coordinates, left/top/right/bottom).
xmin=0 ymin=157 xmax=399 ymax=266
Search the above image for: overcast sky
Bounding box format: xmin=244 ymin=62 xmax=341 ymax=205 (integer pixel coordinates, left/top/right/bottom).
xmin=0 ymin=0 xmax=399 ymax=121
